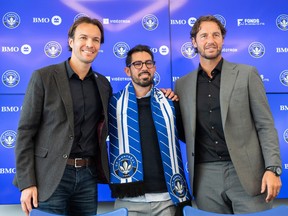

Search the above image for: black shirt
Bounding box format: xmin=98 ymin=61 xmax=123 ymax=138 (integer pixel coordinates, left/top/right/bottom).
xmin=195 ymin=58 xmax=231 ymax=163
xmin=66 ymin=60 xmax=103 ymax=158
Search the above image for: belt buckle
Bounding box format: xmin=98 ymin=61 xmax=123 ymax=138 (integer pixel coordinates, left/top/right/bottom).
xmin=74 ymin=158 xmax=82 ymax=168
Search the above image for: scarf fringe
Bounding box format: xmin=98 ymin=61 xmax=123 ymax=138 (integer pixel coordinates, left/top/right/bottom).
xmin=110 ymin=182 xmax=145 ymax=198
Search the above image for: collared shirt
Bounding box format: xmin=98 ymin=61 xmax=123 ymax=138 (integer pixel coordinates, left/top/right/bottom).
xmin=195 ymin=58 xmax=231 ymax=163
xmin=65 ymin=60 xmax=103 ymax=158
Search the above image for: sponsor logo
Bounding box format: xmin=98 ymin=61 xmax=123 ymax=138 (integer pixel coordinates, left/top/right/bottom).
xmin=181 ymin=42 xmax=197 ymax=59
xmin=1 ymin=106 xmax=22 ymax=112
xmin=2 ymin=12 xmax=20 ymax=29
xmin=280 ymin=105 xmax=288 ymax=111
xmin=1 ymin=44 xmax=32 ymax=55
xmin=279 ymin=70 xmax=288 ymax=87
xmin=248 ymin=42 xmax=265 ymax=58
xmin=276 ymin=14 xmax=288 ymax=31
xmin=44 ymin=41 xmax=62 ymax=58
xmin=260 ymin=74 xmax=269 ymax=82
xmin=276 ymin=47 xmax=288 ymax=53
xmin=102 ymin=18 xmax=130 ymax=24
xmin=1 ymin=130 xmax=17 ymax=148
xmin=2 ymin=70 xmax=20 ymax=87
xmin=0 ymin=168 xmax=16 ymax=174
xmin=113 ymin=42 xmax=130 ymax=58
xmin=188 ymin=17 xmax=197 ymax=27
xmin=142 ymin=14 xmax=159 ymax=31
xmin=237 ymin=18 xmax=265 ymax=26
xmin=159 ymin=45 xmax=169 ymax=55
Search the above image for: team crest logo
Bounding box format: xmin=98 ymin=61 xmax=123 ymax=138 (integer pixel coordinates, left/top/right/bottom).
xmin=248 ymin=42 xmax=265 ymax=58
xmin=113 ymin=153 xmax=138 ymax=179
xmin=276 ymin=14 xmax=288 ymax=31
xmin=2 ymin=12 xmax=21 ymax=29
xmin=113 ymin=42 xmax=130 ymax=58
xmin=279 ymin=70 xmax=288 ymax=87
xmin=142 ymin=14 xmax=159 ymax=31
xmin=44 ymin=41 xmax=62 ymax=58
xmin=181 ymin=42 xmax=197 ymax=59
xmin=2 ymin=70 xmax=20 ymax=87
xmin=214 ymin=14 xmax=226 ymax=27
xmin=1 ymin=130 xmax=17 ymax=148
xmin=153 ymin=71 xmax=161 ymax=86
xmin=284 ymin=129 xmax=288 ymax=143
xmin=74 ymin=13 xmax=89 ymax=22
xmin=170 ymin=174 xmax=187 ymax=198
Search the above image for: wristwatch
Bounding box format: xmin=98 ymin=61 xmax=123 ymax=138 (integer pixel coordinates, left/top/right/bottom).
xmin=265 ymin=166 xmax=282 ymax=176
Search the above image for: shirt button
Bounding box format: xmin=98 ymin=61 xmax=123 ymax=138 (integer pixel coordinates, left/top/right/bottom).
xmin=208 ymin=94 xmax=211 ymax=97
xmin=69 ymin=135 xmax=74 ymax=140
xmin=63 ymin=154 xmax=68 ymax=159
xmin=211 ymin=126 xmax=214 ymax=130
xmin=215 ymin=141 xmax=218 ymax=144
xmin=209 ymin=110 xmax=212 ymax=113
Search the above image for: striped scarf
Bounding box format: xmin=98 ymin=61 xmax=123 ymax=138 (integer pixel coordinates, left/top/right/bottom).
xmin=108 ymin=82 xmax=191 ymax=204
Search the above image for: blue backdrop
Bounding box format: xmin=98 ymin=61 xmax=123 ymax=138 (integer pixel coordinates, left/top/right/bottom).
xmin=1 ymin=0 xmax=287 ymax=204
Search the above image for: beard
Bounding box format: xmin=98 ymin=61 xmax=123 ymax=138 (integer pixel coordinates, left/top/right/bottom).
xmin=131 ymin=72 xmax=153 ymax=87
xmin=199 ymin=46 xmax=222 ymax=60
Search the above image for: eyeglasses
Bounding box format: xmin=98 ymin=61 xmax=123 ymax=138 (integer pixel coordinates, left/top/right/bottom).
xmin=128 ymin=60 xmax=155 ymax=69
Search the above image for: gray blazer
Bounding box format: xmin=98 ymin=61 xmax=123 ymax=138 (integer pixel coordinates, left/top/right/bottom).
xmin=175 ymin=59 xmax=281 ymax=196
xmin=13 ymin=61 xmax=112 ymax=201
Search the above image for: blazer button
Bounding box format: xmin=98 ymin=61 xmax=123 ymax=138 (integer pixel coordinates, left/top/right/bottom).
xmin=63 ymin=154 xmax=68 ymax=159
xmin=69 ymin=135 xmax=74 ymax=140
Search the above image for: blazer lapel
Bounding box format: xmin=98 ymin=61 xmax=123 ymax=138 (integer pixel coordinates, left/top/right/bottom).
xmin=220 ymin=60 xmax=238 ymax=128
xmin=53 ymin=63 xmax=74 ymax=130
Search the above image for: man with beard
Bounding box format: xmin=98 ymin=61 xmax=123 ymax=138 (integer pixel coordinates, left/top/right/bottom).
xmin=108 ymin=44 xmax=191 ymax=216
xmin=174 ymin=15 xmax=282 ymax=214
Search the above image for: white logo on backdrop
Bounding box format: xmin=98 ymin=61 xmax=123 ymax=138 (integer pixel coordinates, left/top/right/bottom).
xmin=113 ymin=42 xmax=130 ymax=58
xmin=248 ymin=42 xmax=265 ymax=58
xmin=2 ymin=70 xmax=20 ymax=87
xmin=2 ymin=12 xmax=20 ymax=29
xmin=1 ymin=130 xmax=17 ymax=148
xmin=21 ymin=44 xmax=32 ymax=55
xmin=51 ymin=15 xmax=62 ymax=26
xmin=142 ymin=14 xmax=159 ymax=31
xmin=44 ymin=41 xmax=62 ymax=58
xmin=181 ymin=42 xmax=197 ymax=59
xmin=276 ymin=14 xmax=288 ymax=31
xmin=279 ymin=70 xmax=288 ymax=87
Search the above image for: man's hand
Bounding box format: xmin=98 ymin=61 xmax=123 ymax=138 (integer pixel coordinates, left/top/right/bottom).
xmin=160 ymin=88 xmax=179 ymax=101
xmin=261 ymin=171 xmax=282 ymax=203
xmin=20 ymin=186 xmax=38 ymax=216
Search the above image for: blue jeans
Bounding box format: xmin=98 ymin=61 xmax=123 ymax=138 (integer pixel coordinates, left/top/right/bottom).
xmin=38 ymin=165 xmax=98 ymax=216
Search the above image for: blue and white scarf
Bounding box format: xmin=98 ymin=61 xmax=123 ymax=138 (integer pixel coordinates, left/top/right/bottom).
xmin=108 ymin=82 xmax=191 ymax=204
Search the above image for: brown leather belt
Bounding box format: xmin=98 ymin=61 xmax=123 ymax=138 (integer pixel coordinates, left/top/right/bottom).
xmin=66 ymin=158 xmax=94 ymax=168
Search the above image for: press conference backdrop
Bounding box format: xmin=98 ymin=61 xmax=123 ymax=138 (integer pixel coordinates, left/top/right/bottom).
xmin=0 ymin=0 xmax=287 ymax=204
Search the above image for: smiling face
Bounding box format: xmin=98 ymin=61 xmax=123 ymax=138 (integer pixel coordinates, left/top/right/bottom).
xmin=192 ymin=21 xmax=224 ymax=61
xmin=69 ymin=22 xmax=102 ymax=65
xmin=125 ymin=51 xmax=156 ymax=88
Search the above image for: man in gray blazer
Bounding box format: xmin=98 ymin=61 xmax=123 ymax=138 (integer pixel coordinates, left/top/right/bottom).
xmin=175 ymin=15 xmax=282 ymax=214
xmin=13 ymin=17 xmax=112 ymax=216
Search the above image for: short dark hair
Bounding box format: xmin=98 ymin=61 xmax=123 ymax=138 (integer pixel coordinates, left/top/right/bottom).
xmin=67 ymin=17 xmax=104 ymax=51
xmin=125 ymin=44 xmax=154 ymax=67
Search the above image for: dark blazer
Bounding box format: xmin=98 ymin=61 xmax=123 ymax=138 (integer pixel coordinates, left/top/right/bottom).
xmin=13 ymin=61 xmax=112 ymax=201
xmin=175 ymin=59 xmax=281 ymax=196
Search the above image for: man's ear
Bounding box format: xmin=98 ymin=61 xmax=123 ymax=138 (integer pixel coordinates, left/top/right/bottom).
xmin=192 ymin=38 xmax=197 ymax=49
xmin=124 ymin=67 xmax=131 ymax=76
